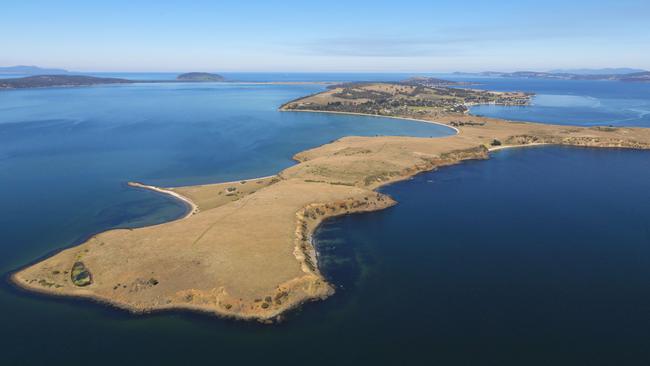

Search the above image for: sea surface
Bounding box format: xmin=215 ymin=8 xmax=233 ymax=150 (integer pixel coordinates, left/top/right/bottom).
xmin=447 ymin=76 xmax=650 ymax=127
xmin=4 ymin=71 xmax=649 ymax=127
xmin=1 ymin=75 xmax=650 ymax=365
xmin=4 ymin=71 xmax=650 ymax=127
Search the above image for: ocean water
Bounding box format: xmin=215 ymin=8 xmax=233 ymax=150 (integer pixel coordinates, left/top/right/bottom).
xmin=1 ymin=76 xmax=650 ymax=365
xmin=459 ymin=76 xmax=650 ymax=127
xmin=4 ymin=71 xmax=649 ymax=127
xmin=89 ymin=72 xmax=423 ymax=82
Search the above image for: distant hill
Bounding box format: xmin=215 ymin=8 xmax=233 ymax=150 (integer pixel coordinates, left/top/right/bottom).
xmin=454 ymin=70 xmax=650 ymax=82
xmin=0 ymin=73 xmax=232 ymax=89
xmin=549 ymin=68 xmax=646 ymax=75
xmin=402 ymin=76 xmax=470 ymax=87
xmin=0 ymin=65 xmax=70 ymax=75
xmin=176 ymin=72 xmax=225 ymax=82
xmin=0 ymin=75 xmax=132 ymax=89
xmin=618 ymin=72 xmax=650 ymax=82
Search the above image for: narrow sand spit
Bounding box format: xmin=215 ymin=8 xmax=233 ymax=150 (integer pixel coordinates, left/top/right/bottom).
xmin=128 ymin=182 xmax=199 ymax=219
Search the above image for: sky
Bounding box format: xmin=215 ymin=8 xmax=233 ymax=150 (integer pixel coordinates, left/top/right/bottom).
xmin=1 ymin=0 xmax=649 ymax=72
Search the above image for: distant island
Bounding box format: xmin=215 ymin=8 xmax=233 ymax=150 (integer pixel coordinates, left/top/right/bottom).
xmin=0 ymin=66 xmax=227 ymax=82
xmin=176 ymin=72 xmax=225 ymax=82
xmin=548 ymin=68 xmax=646 ymax=75
xmin=454 ymin=69 xmax=650 ymax=82
xmin=401 ymin=76 xmax=473 ymax=87
xmin=0 ymin=75 xmax=132 ymax=89
xmin=0 ymin=65 xmax=70 ymax=75
xmin=0 ymin=72 xmax=228 ymax=89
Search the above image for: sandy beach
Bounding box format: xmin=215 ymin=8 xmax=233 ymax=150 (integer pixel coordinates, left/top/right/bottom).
xmin=279 ymin=108 xmax=461 ymax=133
xmin=128 ymin=182 xmax=199 ymax=219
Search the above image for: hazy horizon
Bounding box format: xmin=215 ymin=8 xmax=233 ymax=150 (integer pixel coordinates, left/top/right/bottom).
xmin=1 ymin=65 xmax=648 ymax=75
xmin=2 ymin=0 xmax=648 ymax=73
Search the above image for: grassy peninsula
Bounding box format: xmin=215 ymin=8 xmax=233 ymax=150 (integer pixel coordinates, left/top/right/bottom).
xmin=12 ymin=82 xmax=650 ymax=322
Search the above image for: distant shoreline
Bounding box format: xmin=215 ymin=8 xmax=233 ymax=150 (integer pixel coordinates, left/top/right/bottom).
xmin=0 ymin=73 xmax=342 ymax=90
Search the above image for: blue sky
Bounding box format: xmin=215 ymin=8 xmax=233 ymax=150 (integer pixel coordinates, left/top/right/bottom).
xmin=1 ymin=0 xmax=648 ymax=72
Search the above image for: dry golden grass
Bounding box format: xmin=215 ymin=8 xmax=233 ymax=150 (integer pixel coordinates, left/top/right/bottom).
xmin=171 ymin=176 xmax=278 ymax=211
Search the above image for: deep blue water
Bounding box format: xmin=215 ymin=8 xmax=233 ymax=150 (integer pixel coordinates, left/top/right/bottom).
xmin=316 ymin=146 xmax=650 ymax=365
xmin=2 ymin=76 xmax=650 ymax=365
